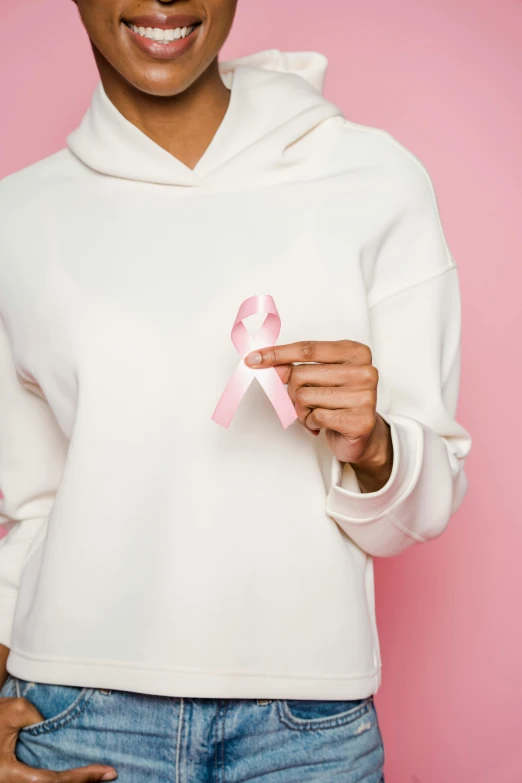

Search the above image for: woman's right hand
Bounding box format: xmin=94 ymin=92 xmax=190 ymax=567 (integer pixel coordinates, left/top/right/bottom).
xmin=0 ymin=694 xmax=118 ymax=781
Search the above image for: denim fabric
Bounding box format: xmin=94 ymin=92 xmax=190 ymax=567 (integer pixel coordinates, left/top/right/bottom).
xmin=0 ymin=674 xmax=385 ymax=782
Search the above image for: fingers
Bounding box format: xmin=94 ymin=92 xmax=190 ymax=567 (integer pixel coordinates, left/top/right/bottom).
xmin=295 ymin=387 xmax=375 ymax=413
xmin=295 ymin=362 xmax=377 ymax=387
xmin=287 ymin=363 xmax=378 ymax=400
xmin=294 ymin=393 xmax=375 ymax=440
xmin=0 ymin=698 xmax=117 ymax=783
xmin=305 ymin=407 xmax=375 ymax=440
xmin=241 ymin=339 xmax=378 ymax=440
xmin=245 ymin=340 xmax=372 ymax=368
xmin=0 ymin=760 xmax=117 ymax=783
xmin=2 ymin=761 xmax=118 ymax=782
xmin=322 ymin=426 xmax=370 ymax=464
xmin=288 ymin=366 xmax=377 ymax=432
xmin=0 ymin=752 xmax=117 ymax=782
xmin=54 ymin=764 xmax=118 ymax=781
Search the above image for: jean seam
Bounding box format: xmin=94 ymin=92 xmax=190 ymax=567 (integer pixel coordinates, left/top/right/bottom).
xmin=213 ymin=703 xmax=218 ymax=783
xmin=221 ymin=700 xmax=228 ymax=783
xmin=212 ymin=700 xmax=226 ymax=783
xmin=175 ymin=696 xmax=184 ymax=783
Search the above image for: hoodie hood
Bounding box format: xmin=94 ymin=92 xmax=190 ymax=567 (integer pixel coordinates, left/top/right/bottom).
xmin=66 ymin=49 xmax=344 ymax=188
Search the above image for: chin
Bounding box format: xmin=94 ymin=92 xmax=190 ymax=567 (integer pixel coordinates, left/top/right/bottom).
xmin=126 ymin=71 xmax=196 ymax=98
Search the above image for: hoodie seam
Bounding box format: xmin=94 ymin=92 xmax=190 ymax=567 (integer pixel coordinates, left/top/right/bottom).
xmin=8 ymin=647 xmax=380 ymax=681
xmin=368 ymin=261 xmax=456 ymax=310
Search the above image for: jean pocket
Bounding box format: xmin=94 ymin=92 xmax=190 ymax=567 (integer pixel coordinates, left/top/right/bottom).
xmin=14 ymin=678 xmax=97 ymax=736
xmin=277 ymin=696 xmax=374 ymax=731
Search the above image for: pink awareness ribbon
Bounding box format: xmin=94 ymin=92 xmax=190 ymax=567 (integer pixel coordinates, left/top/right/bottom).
xmin=211 ymin=294 xmax=298 ymax=429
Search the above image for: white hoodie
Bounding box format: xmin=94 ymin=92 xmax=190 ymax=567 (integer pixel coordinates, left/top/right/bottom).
xmin=0 ymin=49 xmax=471 ymax=699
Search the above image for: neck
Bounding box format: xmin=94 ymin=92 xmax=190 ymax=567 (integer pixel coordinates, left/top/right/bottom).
xmin=95 ymin=57 xmax=231 ymax=170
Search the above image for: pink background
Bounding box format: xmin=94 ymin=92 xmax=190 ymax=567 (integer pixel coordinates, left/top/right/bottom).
xmin=1 ymin=1 xmax=521 ymax=781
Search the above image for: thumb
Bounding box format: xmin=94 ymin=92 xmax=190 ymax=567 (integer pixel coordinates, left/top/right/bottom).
xmin=0 ymin=696 xmax=45 ymax=753
xmin=272 ymin=364 xmax=292 ymax=384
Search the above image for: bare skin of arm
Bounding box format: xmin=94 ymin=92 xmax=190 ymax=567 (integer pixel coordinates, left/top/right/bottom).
xmin=0 ymin=645 xmax=8 ymax=690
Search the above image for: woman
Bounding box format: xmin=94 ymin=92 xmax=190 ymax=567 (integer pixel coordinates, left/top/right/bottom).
xmin=0 ymin=0 xmax=471 ymax=781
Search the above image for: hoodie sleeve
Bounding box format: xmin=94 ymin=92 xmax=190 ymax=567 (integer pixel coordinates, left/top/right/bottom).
xmin=0 ymin=312 xmax=68 ymax=647
xmin=325 ymin=144 xmax=471 ymax=557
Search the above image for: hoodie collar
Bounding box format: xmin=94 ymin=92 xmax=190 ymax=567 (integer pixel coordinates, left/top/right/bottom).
xmin=66 ymin=49 xmax=343 ymax=188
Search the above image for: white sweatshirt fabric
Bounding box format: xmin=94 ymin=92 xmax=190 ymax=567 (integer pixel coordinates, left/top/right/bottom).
xmin=0 ymin=49 xmax=471 ymax=699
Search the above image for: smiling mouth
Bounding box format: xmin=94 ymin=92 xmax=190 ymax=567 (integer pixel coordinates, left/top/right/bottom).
xmin=122 ymin=20 xmax=202 ymax=43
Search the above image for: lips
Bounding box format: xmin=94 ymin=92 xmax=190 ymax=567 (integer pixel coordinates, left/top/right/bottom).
xmin=121 ymin=16 xmax=202 ymax=61
xmin=122 ymin=13 xmax=201 ymax=29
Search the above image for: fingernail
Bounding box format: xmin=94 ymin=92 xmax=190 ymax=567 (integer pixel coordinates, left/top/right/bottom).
xmin=245 ymin=351 xmax=262 ymax=366
xmin=101 ymin=772 xmax=118 ymax=781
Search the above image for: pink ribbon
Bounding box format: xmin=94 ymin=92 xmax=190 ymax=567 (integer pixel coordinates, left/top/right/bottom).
xmin=211 ymin=294 xmax=298 ymax=429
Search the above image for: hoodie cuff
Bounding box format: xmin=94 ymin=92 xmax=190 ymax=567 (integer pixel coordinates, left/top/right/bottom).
xmin=325 ymin=412 xmax=424 ymax=523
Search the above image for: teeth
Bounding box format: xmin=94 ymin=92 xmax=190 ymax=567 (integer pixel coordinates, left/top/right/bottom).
xmin=128 ymin=22 xmax=196 ymax=42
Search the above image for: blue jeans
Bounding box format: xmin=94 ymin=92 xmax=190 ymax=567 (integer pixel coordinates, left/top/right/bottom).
xmin=0 ymin=675 xmax=385 ymax=781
